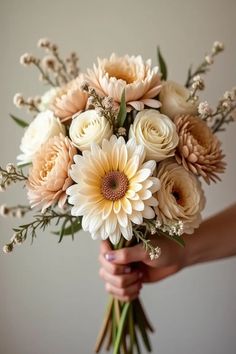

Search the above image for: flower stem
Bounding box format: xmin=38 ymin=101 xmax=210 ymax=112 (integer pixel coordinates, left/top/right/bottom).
xmin=94 ymin=297 xmax=114 ymax=353
xmin=113 ymin=302 xmax=131 ymax=354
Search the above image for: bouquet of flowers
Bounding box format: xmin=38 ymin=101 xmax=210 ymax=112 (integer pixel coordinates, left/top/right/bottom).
xmin=1 ymin=38 xmax=235 ymax=354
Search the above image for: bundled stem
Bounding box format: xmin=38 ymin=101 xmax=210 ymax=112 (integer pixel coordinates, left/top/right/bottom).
xmin=94 ymin=238 xmax=154 ymax=354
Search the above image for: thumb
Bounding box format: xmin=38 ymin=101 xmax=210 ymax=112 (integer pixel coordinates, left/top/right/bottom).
xmin=104 ymin=244 xmax=148 ymax=265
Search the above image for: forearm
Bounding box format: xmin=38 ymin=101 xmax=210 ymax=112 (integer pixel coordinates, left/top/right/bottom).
xmin=184 ymin=204 xmax=236 ymax=267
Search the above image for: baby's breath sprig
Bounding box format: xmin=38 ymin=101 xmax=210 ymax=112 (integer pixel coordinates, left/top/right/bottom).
xmin=0 ymin=204 xmax=31 ymax=218
xmin=81 ymin=82 xmax=117 ymax=129
xmin=185 ymin=41 xmax=224 ymax=88
xmin=132 ymin=221 xmax=162 ymax=260
xmin=20 ymin=53 xmax=56 ymax=87
xmin=133 ymin=226 xmax=161 ymax=260
xmin=13 ymin=93 xmax=41 ymax=113
xmin=0 ymin=164 xmax=28 ymax=191
xmin=66 ymin=52 xmax=80 ymax=79
xmin=2 ymin=209 xmax=81 ymax=254
xmin=187 ymin=74 xmax=205 ymax=103
xmin=198 ymin=87 xmax=236 ymax=132
xmin=38 ymin=38 xmax=75 ymax=84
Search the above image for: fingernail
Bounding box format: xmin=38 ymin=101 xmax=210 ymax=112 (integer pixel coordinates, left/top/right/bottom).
xmin=124 ymin=267 xmax=131 ymax=274
xmin=105 ymin=253 xmax=115 ymax=262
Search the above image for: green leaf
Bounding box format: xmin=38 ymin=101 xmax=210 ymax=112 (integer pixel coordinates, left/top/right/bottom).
xmin=157 ymin=46 xmax=168 ymax=81
xmin=10 ymin=114 xmax=29 ymax=128
xmin=58 ymin=218 xmax=69 ymax=243
xmin=17 ymin=162 xmax=32 ymax=168
xmin=52 ymin=218 xmax=82 ymax=239
xmin=117 ymin=89 xmax=127 ymax=127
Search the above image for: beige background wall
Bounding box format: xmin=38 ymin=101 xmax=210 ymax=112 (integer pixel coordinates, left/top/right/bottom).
xmin=0 ymin=0 xmax=236 ymax=353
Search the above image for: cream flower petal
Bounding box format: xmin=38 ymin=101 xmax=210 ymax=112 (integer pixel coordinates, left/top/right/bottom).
xmin=86 ymin=54 xmax=161 ymax=110
xmin=129 ymin=210 xmax=143 ymax=224
xmin=142 ymin=206 xmax=155 ymax=219
xmin=120 ymin=221 xmax=133 ymax=241
xmin=114 ymin=200 xmax=121 ymax=214
xmin=67 ymin=136 xmax=160 ymax=244
xmin=102 ymin=200 xmax=113 ymax=220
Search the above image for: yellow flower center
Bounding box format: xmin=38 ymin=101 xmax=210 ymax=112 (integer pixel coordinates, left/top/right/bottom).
xmin=101 ymin=171 xmax=129 ymax=201
xmin=105 ymin=63 xmax=136 ymax=84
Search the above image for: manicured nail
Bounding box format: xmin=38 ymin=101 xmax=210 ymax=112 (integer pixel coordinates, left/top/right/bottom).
xmin=124 ymin=266 xmax=131 ymax=274
xmin=105 ymin=253 xmax=115 ymax=262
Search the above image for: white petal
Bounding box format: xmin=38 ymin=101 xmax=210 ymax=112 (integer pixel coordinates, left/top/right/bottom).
xmin=138 ymin=189 xmax=152 ymax=200
xmin=109 ymin=227 xmax=121 ymax=245
xmin=131 ymin=168 xmax=151 ymax=183
xmin=118 ymin=144 xmax=128 ymax=172
xmin=121 ymin=197 xmax=132 ymax=214
xmin=132 ymin=199 xmax=145 ymax=211
xmin=117 ymin=209 xmax=128 ymax=227
xmin=149 ymin=177 xmax=161 ymax=193
xmin=142 ymin=206 xmax=155 ymax=219
xmin=113 ymin=200 xmax=122 ymax=214
xmin=120 ymin=221 xmax=133 ymax=241
xmin=124 ymin=155 xmax=139 ymax=179
xmin=129 ymin=210 xmax=143 ymax=225
xmin=105 ymin=212 xmax=117 ymax=234
xmin=102 ymin=201 xmax=113 ymax=220
xmin=101 ymin=225 xmax=109 ymax=240
xmin=89 ymin=214 xmax=103 ymax=233
xmin=141 ymin=160 xmax=156 ymax=174
xmin=82 ymin=214 xmax=90 ymax=231
xmin=91 ymin=232 xmax=99 ymax=240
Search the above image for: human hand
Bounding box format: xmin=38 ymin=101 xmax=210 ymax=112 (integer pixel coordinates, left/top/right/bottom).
xmin=99 ymin=237 xmax=187 ymax=301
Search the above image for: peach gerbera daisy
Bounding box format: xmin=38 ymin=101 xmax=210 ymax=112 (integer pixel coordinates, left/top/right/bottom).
xmin=66 ymin=136 xmax=160 ymax=244
xmin=86 ymin=54 xmax=162 ymax=111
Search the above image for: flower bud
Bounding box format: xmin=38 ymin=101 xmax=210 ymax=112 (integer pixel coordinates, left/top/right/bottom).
xmin=6 ymin=163 xmax=15 ymax=173
xmin=0 ymin=204 xmax=9 ymax=216
xmin=3 ymin=243 xmax=14 ymax=254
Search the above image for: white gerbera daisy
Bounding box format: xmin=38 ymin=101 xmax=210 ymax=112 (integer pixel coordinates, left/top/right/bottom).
xmin=66 ymin=136 xmax=160 ymax=244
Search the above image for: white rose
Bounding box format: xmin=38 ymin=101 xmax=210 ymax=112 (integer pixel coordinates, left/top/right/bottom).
xmin=129 ymin=109 xmax=179 ymax=161
xmin=38 ymin=87 xmax=61 ymax=111
xmin=17 ymin=110 xmax=66 ymax=165
xmin=159 ymin=81 xmax=198 ymax=119
xmin=69 ymin=110 xmax=113 ymax=151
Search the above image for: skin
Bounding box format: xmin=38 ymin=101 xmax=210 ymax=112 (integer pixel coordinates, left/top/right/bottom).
xmin=99 ymin=204 xmax=236 ymax=301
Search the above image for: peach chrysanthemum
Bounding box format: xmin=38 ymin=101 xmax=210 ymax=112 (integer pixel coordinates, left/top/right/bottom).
xmin=86 ymin=54 xmax=162 ymax=111
xmin=174 ymin=115 xmax=226 ymax=184
xmin=155 ymin=159 xmax=205 ymax=234
xmin=66 ymin=136 xmax=160 ymax=244
xmin=27 ymin=134 xmax=77 ymax=212
xmin=51 ymin=76 xmax=88 ymax=123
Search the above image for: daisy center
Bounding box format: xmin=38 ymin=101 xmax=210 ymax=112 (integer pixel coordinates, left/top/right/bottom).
xmin=101 ymin=171 xmax=129 ymax=201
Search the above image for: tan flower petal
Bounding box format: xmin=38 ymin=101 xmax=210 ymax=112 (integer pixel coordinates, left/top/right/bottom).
xmin=174 ymin=115 xmax=226 ymax=183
